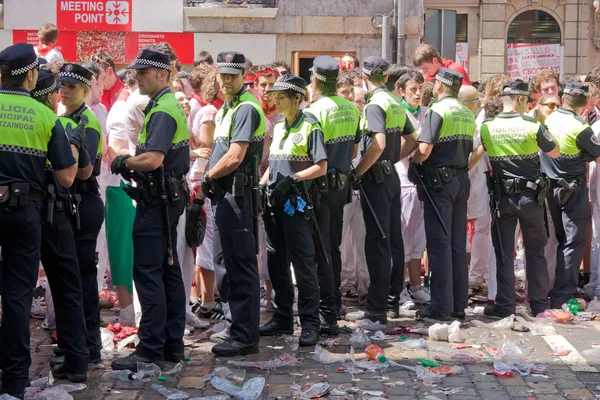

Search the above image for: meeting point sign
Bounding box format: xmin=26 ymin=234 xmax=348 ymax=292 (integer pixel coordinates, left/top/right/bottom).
xmin=57 ymin=0 xmax=133 ymax=31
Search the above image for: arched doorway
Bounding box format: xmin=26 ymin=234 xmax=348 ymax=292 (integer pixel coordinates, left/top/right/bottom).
xmin=506 ymin=10 xmax=563 ymax=81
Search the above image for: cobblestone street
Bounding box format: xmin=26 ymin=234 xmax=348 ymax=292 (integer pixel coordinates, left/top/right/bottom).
xmin=26 ymin=307 xmax=600 ymax=400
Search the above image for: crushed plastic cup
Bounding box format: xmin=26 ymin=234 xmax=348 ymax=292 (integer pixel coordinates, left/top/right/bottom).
xmin=472 ymin=315 xmax=515 ymax=330
xmin=348 ymin=329 xmax=371 ymax=348
xmin=151 ymin=384 xmax=190 ymax=399
xmin=100 ymin=327 xmax=114 ymax=351
xmin=210 ymin=376 xmax=265 ymax=400
xmin=415 ymin=365 xmax=442 ymax=386
xmin=312 ymin=345 xmax=346 ymax=364
xmin=136 ymin=362 xmax=162 ymax=381
xmin=111 ymin=370 xmax=137 ymax=381
xmin=213 ymin=366 xmax=246 ymax=382
xmin=355 ymin=319 xmax=387 ymax=331
xmin=227 ymin=353 xmax=300 ymax=370
xmin=163 ymin=361 xmax=185 ymax=376
xmin=400 ymin=338 xmax=427 ymax=349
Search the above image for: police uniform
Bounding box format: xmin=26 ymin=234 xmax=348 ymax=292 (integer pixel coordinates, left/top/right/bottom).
xmin=304 ymin=56 xmax=360 ymax=326
xmin=541 ymin=82 xmax=600 ymax=308
xmin=56 ymin=63 xmax=105 ymax=364
xmin=351 ymin=57 xmax=414 ymax=322
xmin=32 ymin=71 xmax=90 ymax=381
xmin=480 ymin=80 xmax=557 ymax=317
xmin=260 ymin=75 xmax=328 ymax=346
xmin=110 ymin=49 xmax=190 ymax=370
xmin=415 ymin=67 xmax=474 ymax=321
xmin=0 ymin=43 xmax=76 ymax=397
xmin=205 ymin=52 xmax=264 ymax=356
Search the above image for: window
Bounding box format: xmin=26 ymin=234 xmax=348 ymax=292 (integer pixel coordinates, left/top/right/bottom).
xmin=456 ymin=14 xmax=468 ymax=43
xmin=507 ymin=10 xmax=561 ymax=44
xmin=292 ymin=51 xmax=356 ymax=83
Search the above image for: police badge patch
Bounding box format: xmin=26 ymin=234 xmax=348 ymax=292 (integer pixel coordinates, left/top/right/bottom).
xmin=225 ymin=54 xmax=234 ymax=63
xmin=65 ymin=64 xmax=73 ymax=72
xmin=591 ymin=134 xmax=600 ymax=145
xmin=292 ymin=133 xmax=303 ymax=144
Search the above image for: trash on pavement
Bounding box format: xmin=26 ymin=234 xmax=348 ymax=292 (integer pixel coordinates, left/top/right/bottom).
xmin=151 ymin=384 xmax=190 ymax=400
xmin=100 ymin=327 xmax=114 ymax=351
xmin=586 ymin=299 xmax=600 ymax=313
xmin=116 ymin=334 xmax=139 ymax=350
xmin=320 ymin=336 xmax=349 ymax=347
xmin=163 ymin=361 xmax=185 ymax=376
xmin=428 ymin=321 xmax=463 ymax=343
xmin=136 ymin=362 xmax=162 ymax=381
xmin=348 ymin=329 xmax=371 ymax=348
xmin=210 ymin=376 xmax=265 ymax=400
xmin=415 ymin=365 xmax=443 ymax=386
xmin=299 ymin=382 xmax=330 ymax=399
xmin=312 ymin=345 xmax=346 ymax=364
xmin=400 ymin=338 xmax=427 ymax=349
xmin=355 ymin=319 xmax=387 ymax=331
xmin=228 ymin=353 xmax=300 ymax=370
xmin=450 ymin=352 xmax=482 ymax=364
xmin=472 ymin=315 xmax=515 ymax=330
xmin=370 ymin=330 xmax=394 ymax=341
xmin=417 ymin=359 xmax=440 ymax=368
xmin=111 ymin=370 xmax=137 ymax=381
xmin=365 ymin=344 xmax=387 ymax=362
xmin=213 ymin=367 xmax=246 ymax=382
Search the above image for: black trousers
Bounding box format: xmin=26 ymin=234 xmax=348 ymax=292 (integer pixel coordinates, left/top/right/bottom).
xmin=0 ymin=201 xmax=42 ymax=396
xmin=41 ymin=205 xmax=89 ymax=374
xmin=133 ymin=196 xmax=186 ymax=360
xmin=360 ymin=171 xmax=404 ymax=319
xmin=213 ymin=188 xmax=260 ymax=345
xmin=265 ymin=201 xmax=320 ymax=331
xmin=73 ymin=192 xmax=104 ymax=360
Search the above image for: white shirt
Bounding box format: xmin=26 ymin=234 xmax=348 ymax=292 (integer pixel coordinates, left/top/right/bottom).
xmin=467 ymin=109 xmax=491 ymax=219
xmin=396 ymin=107 xmax=426 ymax=188
xmin=106 ymin=100 xmax=130 ymax=187
xmin=124 ymin=89 xmax=150 ymax=154
xmin=35 ymin=48 xmax=63 ymax=65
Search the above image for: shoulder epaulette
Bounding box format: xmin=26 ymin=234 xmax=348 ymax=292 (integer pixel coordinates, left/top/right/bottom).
xmin=483 ymin=117 xmax=494 ymax=123
xmin=521 ymin=115 xmax=538 ymax=123
xmin=303 ymin=112 xmax=319 ymax=126
xmin=573 ymin=114 xmax=587 ymax=124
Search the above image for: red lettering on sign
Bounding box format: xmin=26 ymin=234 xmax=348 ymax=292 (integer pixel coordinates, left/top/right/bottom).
xmin=57 ymin=0 xmax=132 ymax=32
xmin=125 ymin=32 xmax=195 ymax=64
xmin=13 ymin=30 xmax=78 ymax=62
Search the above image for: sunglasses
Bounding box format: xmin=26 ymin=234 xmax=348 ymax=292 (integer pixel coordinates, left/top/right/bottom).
xmin=463 ymin=99 xmax=480 ymax=103
xmin=91 ymin=55 xmax=111 ymax=69
xmin=541 ymin=102 xmax=559 ymax=109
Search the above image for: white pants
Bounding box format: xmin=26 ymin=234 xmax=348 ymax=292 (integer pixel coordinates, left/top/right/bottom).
xmin=588 ymin=190 xmax=600 ymax=298
xmin=177 ymin=208 xmax=195 ymax=314
xmin=96 ymin=162 xmax=109 ymax=292
xmin=401 ymin=187 xmax=426 ymax=262
xmin=468 ymin=212 xmax=497 ymax=300
xmin=195 ymin=198 xmax=214 ymax=271
xmin=340 ymin=192 xmax=369 ymax=298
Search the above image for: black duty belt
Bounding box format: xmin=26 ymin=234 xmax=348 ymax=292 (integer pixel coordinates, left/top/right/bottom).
xmin=502 ymin=178 xmax=538 ymax=192
xmin=216 ymin=174 xmax=250 ymax=188
xmin=28 ymin=190 xmax=45 ymax=201
xmin=447 ymin=166 xmax=469 ymax=176
xmin=365 ymin=159 xmax=393 ymax=183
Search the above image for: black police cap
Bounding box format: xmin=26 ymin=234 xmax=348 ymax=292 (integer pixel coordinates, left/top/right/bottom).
xmin=310 ymin=55 xmax=339 ymax=82
xmin=564 ymin=81 xmax=589 ymax=97
xmin=267 ymin=74 xmax=307 ymax=96
xmin=128 ymin=48 xmax=171 ymax=71
xmin=0 ymin=43 xmax=39 ymax=76
xmin=216 ymin=51 xmax=246 ymax=75
xmin=32 ymin=70 xmax=64 ymax=98
xmin=501 ymin=79 xmax=530 ymax=96
xmin=435 ymin=67 xmax=463 ymax=90
xmin=363 ymin=56 xmax=389 ymax=76
xmin=57 ymin=63 xmax=94 ymax=87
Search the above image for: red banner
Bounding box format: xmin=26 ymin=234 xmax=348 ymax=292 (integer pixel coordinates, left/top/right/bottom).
xmin=57 ymin=0 xmax=132 ymax=32
xmin=125 ymin=32 xmax=195 ymax=65
xmin=13 ymin=30 xmax=78 ymax=62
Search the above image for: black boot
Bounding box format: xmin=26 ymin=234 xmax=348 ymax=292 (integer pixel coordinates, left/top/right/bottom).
xmin=51 ymin=364 xmax=87 ymax=383
xmin=299 ymin=329 xmax=318 ymax=347
xmin=259 ymin=320 xmax=293 ymax=336
xmin=211 ymin=340 xmax=259 ymax=357
xmin=111 ymin=352 xmax=164 ymax=372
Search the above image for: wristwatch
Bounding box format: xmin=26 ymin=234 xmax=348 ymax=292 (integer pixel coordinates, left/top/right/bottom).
xmin=291 ymin=173 xmax=299 ymax=183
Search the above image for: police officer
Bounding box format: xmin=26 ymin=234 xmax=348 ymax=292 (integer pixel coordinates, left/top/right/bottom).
xmin=541 ymin=81 xmax=600 ymax=308
xmin=32 ymin=70 xmax=91 ymax=382
xmin=348 ymin=57 xmax=416 ymax=323
xmin=412 ymin=67 xmax=475 ymax=321
xmin=111 ymin=48 xmax=190 ymax=370
xmin=0 ymin=43 xmax=78 ymax=398
xmin=259 ymin=74 xmax=328 ymax=346
xmin=54 ymin=62 xmax=104 ymax=366
xmin=200 ymin=51 xmax=264 ymax=356
xmin=305 ymin=56 xmax=360 ymax=329
xmin=480 ymin=80 xmax=559 ymax=318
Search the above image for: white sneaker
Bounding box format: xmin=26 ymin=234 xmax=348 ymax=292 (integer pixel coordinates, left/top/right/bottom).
xmin=186 ymin=310 xmax=210 ymax=329
xmin=399 ymin=288 xmax=415 ymax=309
xmin=184 ymin=324 xmax=195 ymax=335
xmin=410 ymin=287 xmax=431 ymax=304
xmin=119 ymin=304 xmax=136 ymax=327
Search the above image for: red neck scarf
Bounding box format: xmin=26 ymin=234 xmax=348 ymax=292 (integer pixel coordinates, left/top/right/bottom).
xmin=36 ymin=42 xmax=54 ymax=57
xmin=262 ymin=103 xmax=277 ymax=118
xmin=211 ymin=98 xmax=224 ymax=110
xmin=192 ymin=94 xmax=207 ymax=108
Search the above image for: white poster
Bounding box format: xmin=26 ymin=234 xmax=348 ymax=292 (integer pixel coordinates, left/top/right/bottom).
xmin=506 ymin=43 xmax=563 ymax=82
xmin=456 ymin=42 xmax=468 ymax=72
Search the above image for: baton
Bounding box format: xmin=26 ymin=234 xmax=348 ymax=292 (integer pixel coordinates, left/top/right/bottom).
xmin=409 ymin=161 xmax=449 ymax=236
xmin=358 ymin=184 xmax=387 ymax=240
xmin=159 ymin=166 xmax=175 ymax=266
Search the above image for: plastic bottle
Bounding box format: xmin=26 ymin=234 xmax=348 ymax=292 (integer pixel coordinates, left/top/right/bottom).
xmin=365 ymin=344 xmax=387 ymax=363
xmin=111 ymin=370 xmax=137 ymax=381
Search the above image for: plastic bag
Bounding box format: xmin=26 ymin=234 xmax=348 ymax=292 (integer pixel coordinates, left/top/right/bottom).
xmin=311 ymin=345 xmax=346 ymax=364
xmin=369 ymin=331 xmax=394 ymax=341
xmin=550 ymin=310 xmax=574 ymax=322
xmin=448 ymin=320 xmax=463 ymax=343
xmin=400 ymin=338 xmax=427 ymax=349
xmin=228 ymin=353 xmax=300 ymax=370
xmin=300 ymin=382 xmax=330 ymax=399
xmin=451 ymin=352 xmax=481 ymax=364
xmin=213 ymin=367 xmax=246 ymax=382
xmin=348 ymin=330 xmax=371 ymax=348
xmin=163 ymin=361 xmax=185 ymax=376
xmin=499 ymin=338 xmax=523 ymax=361
xmin=136 ymin=362 xmax=162 ymax=381
xmin=30 ymin=387 xmax=73 ymax=400
xmin=116 ymin=334 xmax=139 ymax=350
xmin=151 ymin=384 xmax=190 ymax=400
xmin=586 ymin=299 xmax=600 ymax=313
xmin=428 ymin=324 xmax=449 ymax=341
xmin=210 ymin=376 xmax=265 ymax=400
xmin=0 ymin=395 xmax=20 ymax=400
xmin=415 ymin=365 xmax=442 ymax=386
xmin=100 ymin=327 xmax=114 ymax=351
xmin=472 ymin=315 xmax=514 ymax=330
xmin=355 ymin=319 xmax=387 ymax=331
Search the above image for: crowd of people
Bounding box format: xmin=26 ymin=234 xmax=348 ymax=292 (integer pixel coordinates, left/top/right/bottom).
xmin=0 ymin=22 xmax=600 ymax=397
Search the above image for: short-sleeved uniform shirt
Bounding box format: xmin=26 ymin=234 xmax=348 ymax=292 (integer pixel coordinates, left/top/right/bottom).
xmin=268 ymin=112 xmax=328 ymax=186
xmin=135 ymin=87 xmax=190 ymax=178
xmin=305 ymin=94 xmax=360 ymax=174
xmin=209 ymin=89 xmax=265 ymax=177
xmin=63 ymin=103 xmax=103 ymax=178
xmin=361 ymin=88 xmax=415 ymax=163
xmin=0 ymin=88 xmax=75 ymax=192
xmin=418 ymin=95 xmax=475 ymax=169
xmin=541 ymin=107 xmax=600 ymax=180
xmin=480 ymin=112 xmax=556 ymax=181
